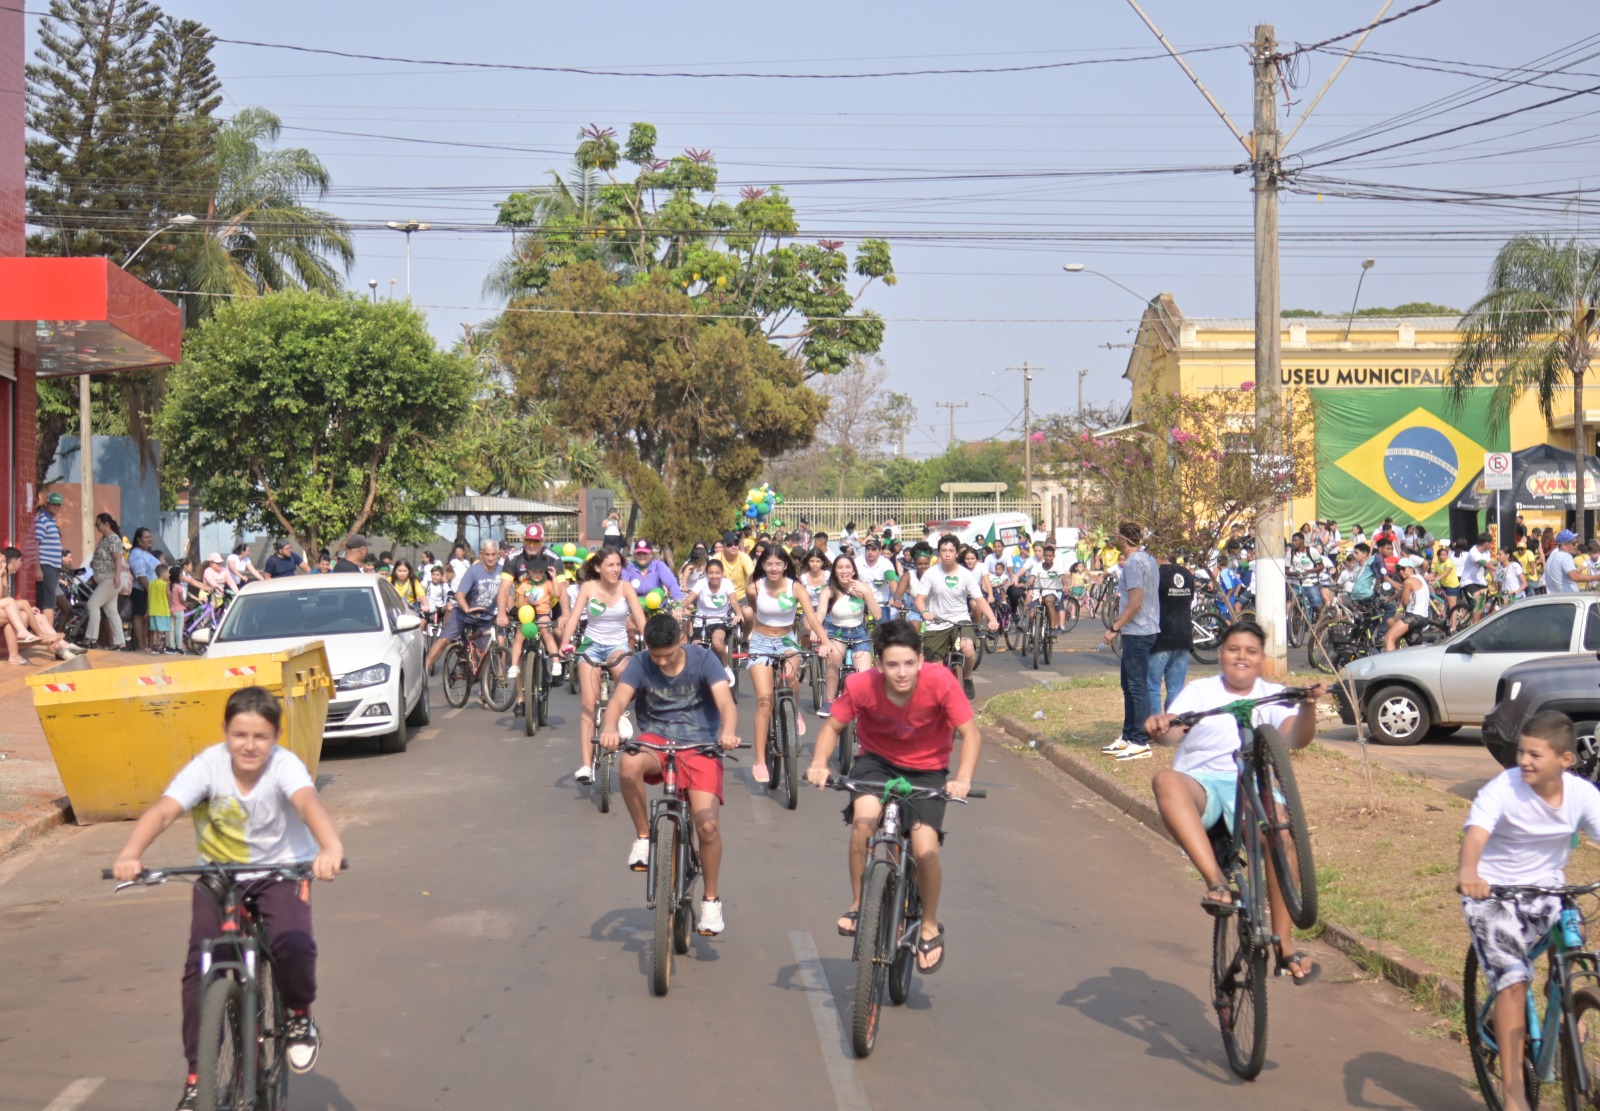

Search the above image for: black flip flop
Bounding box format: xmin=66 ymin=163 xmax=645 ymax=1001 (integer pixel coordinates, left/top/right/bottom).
xmin=916 ymin=926 xmax=946 ymax=974
xmin=1275 ymin=950 xmax=1321 ymax=985
xmin=837 ymin=910 xmax=859 ymax=937
xmin=1201 ymin=885 xmax=1237 ymax=917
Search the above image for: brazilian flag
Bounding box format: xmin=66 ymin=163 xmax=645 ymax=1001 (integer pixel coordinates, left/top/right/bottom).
xmin=1310 ymin=387 xmax=1508 ymax=534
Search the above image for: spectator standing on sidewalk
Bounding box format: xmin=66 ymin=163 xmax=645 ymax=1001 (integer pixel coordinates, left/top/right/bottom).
xmin=128 ymin=527 xmax=160 ymax=651
xmin=1148 ymin=554 xmax=1194 ymax=714
xmin=1101 ymin=523 xmax=1160 ymax=761
xmin=34 ymin=491 xmax=63 ymax=633
xmin=333 ymin=535 xmax=368 ymax=574
xmin=85 ymin=513 xmax=127 ymax=650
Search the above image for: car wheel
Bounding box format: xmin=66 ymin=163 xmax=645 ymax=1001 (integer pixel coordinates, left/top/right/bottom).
xmin=378 ymin=675 xmax=412 ymax=754
xmin=1365 ymin=684 xmax=1431 ymax=746
xmin=405 ymin=669 xmax=431 ymax=728
xmin=1574 ymin=721 xmax=1600 ymax=783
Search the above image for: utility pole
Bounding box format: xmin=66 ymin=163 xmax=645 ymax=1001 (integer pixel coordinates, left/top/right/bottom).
xmin=1077 ymin=369 xmax=1088 ymax=420
xmin=936 ymin=401 xmax=968 ymax=447
xmin=1007 ymin=364 xmax=1040 ymax=521
xmin=1251 ymin=23 xmax=1289 ymax=678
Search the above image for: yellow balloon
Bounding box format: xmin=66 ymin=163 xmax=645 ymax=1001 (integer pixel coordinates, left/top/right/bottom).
xmin=644 ymin=589 xmax=664 ymax=611
xmin=517 ymin=604 xmax=535 ymax=625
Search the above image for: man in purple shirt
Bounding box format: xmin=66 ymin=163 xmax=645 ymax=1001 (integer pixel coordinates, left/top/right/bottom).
xmin=621 ymin=540 xmax=682 ymax=601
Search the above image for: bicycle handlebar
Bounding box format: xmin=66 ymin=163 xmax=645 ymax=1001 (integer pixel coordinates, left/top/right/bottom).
xmin=1169 ymin=687 xmax=1318 ymax=730
xmin=822 ymin=774 xmax=985 ymax=800
xmin=103 ymin=860 xmax=349 ymax=883
xmin=620 ymin=739 xmax=748 ymax=761
xmin=1486 ymin=880 xmax=1600 ymax=899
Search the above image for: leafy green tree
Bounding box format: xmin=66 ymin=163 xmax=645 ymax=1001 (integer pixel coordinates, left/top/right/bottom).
xmin=863 ymin=456 xmax=927 ymax=499
xmin=158 ymin=292 xmax=473 ymax=556
xmin=494 ymin=122 xmax=895 ymax=377
xmin=1450 ymin=234 xmax=1600 ymax=537
xmin=497 ymin=263 xmax=824 ymax=555
xmin=1357 ymin=301 xmax=1460 ymax=317
xmin=912 ymin=442 xmax=1024 ymax=498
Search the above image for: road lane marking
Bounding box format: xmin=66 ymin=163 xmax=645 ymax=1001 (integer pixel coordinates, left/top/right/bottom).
xmin=789 ymin=931 xmax=872 ymax=1111
xmin=42 ymin=1079 xmax=103 ymax=1111
xmin=443 ymin=707 xmax=462 ymax=720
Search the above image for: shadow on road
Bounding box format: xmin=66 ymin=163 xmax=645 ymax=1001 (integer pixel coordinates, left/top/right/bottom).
xmin=291 ymin=1071 xmax=359 ymax=1110
xmin=1058 ymin=966 xmax=1244 ymax=1084
xmin=1342 ymin=1050 xmax=1476 ymax=1109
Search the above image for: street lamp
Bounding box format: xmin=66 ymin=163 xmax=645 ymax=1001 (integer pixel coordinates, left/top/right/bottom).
xmin=121 ymin=214 xmax=198 ymax=269
xmin=385 ymin=220 xmax=431 ymax=298
xmin=1343 ymin=258 xmax=1377 ymax=341
xmin=367 ymin=278 xmax=378 ymax=303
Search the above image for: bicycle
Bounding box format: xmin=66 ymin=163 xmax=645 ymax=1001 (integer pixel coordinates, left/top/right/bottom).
xmin=1166 ymin=688 xmax=1318 ymax=1080
xmin=1027 ymin=592 xmax=1057 ymax=671
xmin=422 ymin=609 xmax=445 ymax=676
xmin=749 ymin=647 xmax=802 ymax=811
xmin=803 ymin=644 xmax=827 ymax=715
xmin=181 ymin=589 xmax=232 ymax=655
xmin=828 ymin=636 xmax=869 ymax=776
xmin=480 ymin=624 xmax=518 ymax=713
xmin=1463 ymin=880 xmax=1600 ymax=1111
xmin=588 ymin=652 xmax=633 ymax=815
xmin=517 ymin=624 xmax=556 ymax=737
xmin=103 ymin=860 xmax=346 ymax=1111
xmin=822 ymin=774 xmax=985 ymax=1058
xmin=689 ymin=618 xmax=739 ymax=697
xmin=621 ymin=736 xmax=745 ymax=996
xmin=440 ymin=620 xmax=497 ymax=709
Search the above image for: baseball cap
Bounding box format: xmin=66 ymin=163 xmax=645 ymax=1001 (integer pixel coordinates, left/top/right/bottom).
xmin=1558 ymin=529 xmax=1579 ymax=544
xmin=633 ymin=540 xmax=652 ymax=555
xmin=205 ymin=551 xmax=223 ymax=564
xmin=865 ymin=538 xmax=881 ymax=549
xmin=45 ymin=492 xmax=63 ymax=505
xmin=344 ymin=534 xmax=369 ymax=550
xmin=523 ymin=523 xmax=545 ymax=541
xmin=1399 ymin=555 xmax=1424 ymax=569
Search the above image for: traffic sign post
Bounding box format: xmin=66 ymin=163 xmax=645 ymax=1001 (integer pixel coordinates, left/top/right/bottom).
xmin=1485 ymin=453 xmax=1513 ymax=549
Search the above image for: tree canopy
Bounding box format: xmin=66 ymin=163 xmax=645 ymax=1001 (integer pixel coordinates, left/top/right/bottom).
xmin=159 ymin=292 xmax=473 ymax=556
xmin=496 ymin=263 xmax=825 ymax=554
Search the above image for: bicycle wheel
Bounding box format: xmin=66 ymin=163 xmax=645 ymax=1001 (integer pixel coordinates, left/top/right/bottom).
xmin=1060 ymin=596 xmax=1080 ymax=635
xmin=808 ymin=654 xmax=826 ymax=714
xmin=971 ymin=630 xmax=984 ymax=671
xmin=536 ymin=661 xmax=551 ymax=727
xmin=851 ymin=863 xmax=894 ymax=1058
xmin=839 ymin=720 xmax=856 ymax=775
xmin=1253 ymin=724 xmax=1318 ymax=929
xmin=1031 ymin=611 xmax=1043 ymax=670
xmin=1042 ymin=618 xmax=1054 ymax=666
xmin=522 ymin=655 xmax=541 ymax=738
xmin=1562 ymin=985 xmax=1600 ymax=1110
xmin=442 ymin=644 xmax=471 ymax=708
xmin=1287 ymin=601 xmax=1308 ymax=649
xmin=481 ymin=641 xmax=517 ymax=712
xmin=1100 ymin=591 xmax=1118 ymax=629
xmin=595 ymin=746 xmax=614 ymax=815
xmin=1003 ymin=608 xmax=1024 ymax=652
xmin=1464 ymin=945 xmax=1540 ymax=1111
xmin=197 ymin=977 xmax=249 ymax=1111
xmin=1191 ymin=613 xmax=1223 ymax=666
xmin=650 ymin=822 xmax=677 ymax=996
xmin=256 ymin=955 xmax=289 ymax=1110
xmin=888 ymin=875 xmax=921 ymax=1006
xmin=779 ymin=694 xmax=800 ymax=811
xmin=1212 ymin=911 xmax=1267 ymax=1079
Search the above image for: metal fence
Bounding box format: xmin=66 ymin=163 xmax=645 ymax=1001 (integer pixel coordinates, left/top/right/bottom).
xmin=766 ymin=498 xmax=1036 ymax=534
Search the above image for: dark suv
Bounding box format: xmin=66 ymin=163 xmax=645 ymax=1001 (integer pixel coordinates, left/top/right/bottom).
xmin=1480 ymin=652 xmax=1600 ymax=773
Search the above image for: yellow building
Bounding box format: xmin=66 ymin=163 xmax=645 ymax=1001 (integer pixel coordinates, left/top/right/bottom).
xmin=1122 ymin=296 xmax=1586 ymax=537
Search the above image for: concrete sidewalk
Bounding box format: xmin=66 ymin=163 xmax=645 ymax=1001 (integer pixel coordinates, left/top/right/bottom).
xmin=0 ymin=647 xmax=132 ymax=856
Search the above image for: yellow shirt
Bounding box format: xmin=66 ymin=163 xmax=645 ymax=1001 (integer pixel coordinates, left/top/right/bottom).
xmin=722 ymin=550 xmax=755 ymax=596
xmin=1514 ymin=549 xmax=1539 ymax=579
xmin=1432 ymin=556 xmax=1459 ymax=589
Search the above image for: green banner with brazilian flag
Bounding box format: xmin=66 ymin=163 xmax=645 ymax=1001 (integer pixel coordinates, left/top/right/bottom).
xmin=1310 ymin=388 xmax=1509 ymax=534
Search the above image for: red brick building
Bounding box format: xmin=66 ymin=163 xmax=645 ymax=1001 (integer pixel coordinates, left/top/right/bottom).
xmin=0 ymin=6 xmax=181 ymax=595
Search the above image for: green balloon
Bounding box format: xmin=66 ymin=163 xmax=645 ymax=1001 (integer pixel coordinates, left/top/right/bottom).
xmin=775 ymin=494 xmax=784 ymax=504
xmin=521 ymin=621 xmax=539 ymax=638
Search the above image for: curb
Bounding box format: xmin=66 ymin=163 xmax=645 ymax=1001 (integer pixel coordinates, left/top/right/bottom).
xmin=0 ymin=796 xmax=72 ymax=860
xmin=985 ymin=712 xmax=1465 ymax=1013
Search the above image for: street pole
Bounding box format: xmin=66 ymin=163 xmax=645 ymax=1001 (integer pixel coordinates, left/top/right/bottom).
xmin=385 ymin=220 xmax=431 ymax=299
xmin=1006 ymin=363 xmax=1040 ymax=525
xmin=936 ymin=401 xmax=968 ymax=447
xmin=1251 ymin=23 xmax=1289 ymax=678
xmin=78 ymin=375 xmax=93 ymax=556
xmin=1078 ymin=369 xmax=1088 ymax=421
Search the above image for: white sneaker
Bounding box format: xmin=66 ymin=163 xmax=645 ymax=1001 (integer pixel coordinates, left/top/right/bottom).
xmin=697 ymin=898 xmax=725 ymax=936
xmin=627 ymin=837 xmax=650 ymax=871
xmin=1115 ymin=743 xmax=1152 ymax=762
xmin=506 ymin=664 xmax=520 ymax=679
xmin=550 ymin=660 xmax=562 ymax=678
xmin=575 ymin=764 xmax=595 ymax=784
xmin=1101 ymin=738 xmax=1133 ymax=755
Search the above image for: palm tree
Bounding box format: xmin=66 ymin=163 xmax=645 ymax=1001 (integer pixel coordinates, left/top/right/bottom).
xmin=484 ymin=163 xmax=613 ymax=299
xmin=171 ymin=106 xmax=353 ymax=311
xmin=1450 ymin=234 xmax=1600 ymax=538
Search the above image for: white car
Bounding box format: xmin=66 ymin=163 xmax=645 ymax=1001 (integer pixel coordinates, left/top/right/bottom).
xmin=197 ymin=575 xmax=430 ymax=753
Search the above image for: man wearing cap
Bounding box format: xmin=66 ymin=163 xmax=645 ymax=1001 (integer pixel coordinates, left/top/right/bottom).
xmin=621 ymin=540 xmax=682 ymax=603
xmin=333 ymin=535 xmax=368 ymax=574
xmin=34 ymin=491 xmax=64 ymax=632
xmin=497 ymin=524 xmax=565 ymax=674
xmin=1543 ymin=530 xmax=1600 ymax=594
xmin=1384 ymin=555 xmax=1434 ymax=652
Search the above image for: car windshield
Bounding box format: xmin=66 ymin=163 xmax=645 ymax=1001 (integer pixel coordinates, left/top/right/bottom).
xmin=216 ymin=588 xmax=383 ymax=642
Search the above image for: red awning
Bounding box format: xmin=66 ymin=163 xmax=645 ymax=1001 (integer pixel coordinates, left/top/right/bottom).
xmin=0 ymin=257 xmax=182 ymax=376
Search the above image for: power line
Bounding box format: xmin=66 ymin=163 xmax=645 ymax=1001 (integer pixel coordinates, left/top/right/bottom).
xmin=1278 ymin=0 xmax=1447 ymax=58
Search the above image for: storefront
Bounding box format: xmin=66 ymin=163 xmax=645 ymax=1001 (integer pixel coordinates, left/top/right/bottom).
xmin=1124 ymin=295 xmax=1573 ymax=539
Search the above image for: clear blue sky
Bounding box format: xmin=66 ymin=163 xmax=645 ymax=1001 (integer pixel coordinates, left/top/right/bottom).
xmin=27 ymin=1 xmax=1599 ymax=456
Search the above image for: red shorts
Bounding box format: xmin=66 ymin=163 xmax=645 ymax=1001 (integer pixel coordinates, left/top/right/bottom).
xmin=639 ymin=740 xmax=725 ymax=804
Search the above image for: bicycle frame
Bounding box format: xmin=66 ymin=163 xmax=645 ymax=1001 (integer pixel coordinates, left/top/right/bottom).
xmin=1223 ymin=725 xmax=1278 ymax=952
xmin=199 ymin=883 xmax=270 ymax=1100
xmin=644 ymin=749 xmax=700 ymax=912
xmin=860 ymin=797 xmax=920 ymax=963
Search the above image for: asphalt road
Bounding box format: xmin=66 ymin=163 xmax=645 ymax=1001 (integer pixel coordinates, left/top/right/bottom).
xmin=0 ymin=644 xmax=1482 ymax=1110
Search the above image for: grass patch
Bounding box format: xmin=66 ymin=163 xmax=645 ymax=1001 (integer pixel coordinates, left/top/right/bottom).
xmin=983 ymin=683 xmax=1600 ymax=1022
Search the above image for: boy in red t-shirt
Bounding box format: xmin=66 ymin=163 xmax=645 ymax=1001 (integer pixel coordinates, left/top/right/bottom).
xmin=806 ymin=619 xmax=981 ymax=974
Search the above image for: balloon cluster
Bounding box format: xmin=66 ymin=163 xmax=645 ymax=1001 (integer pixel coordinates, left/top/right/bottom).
xmin=558 ymin=541 xmax=590 ymax=565
xmin=741 ymin=482 xmax=783 ymax=521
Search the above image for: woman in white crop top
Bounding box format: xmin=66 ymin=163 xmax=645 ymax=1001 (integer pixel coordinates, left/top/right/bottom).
xmin=745 ymin=545 xmax=826 ymax=784
xmin=820 ymin=554 xmax=882 ymax=710
xmin=558 ymin=548 xmax=648 ymax=789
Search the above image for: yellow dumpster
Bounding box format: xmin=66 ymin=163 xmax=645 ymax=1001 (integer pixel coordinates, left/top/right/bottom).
xmin=26 ymin=642 xmax=332 ymax=823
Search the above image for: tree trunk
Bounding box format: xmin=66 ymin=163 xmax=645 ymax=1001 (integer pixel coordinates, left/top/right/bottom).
xmin=1578 ymin=367 xmax=1589 ymax=542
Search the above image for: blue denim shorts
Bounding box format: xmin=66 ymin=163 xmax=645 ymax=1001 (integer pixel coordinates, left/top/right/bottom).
xmin=748 ymin=631 xmax=799 ymax=664
xmin=579 ymin=640 xmax=628 ymax=666
xmin=825 ymin=620 xmax=871 ymax=651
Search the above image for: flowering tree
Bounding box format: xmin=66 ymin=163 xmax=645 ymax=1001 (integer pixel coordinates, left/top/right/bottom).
xmin=1041 ymin=383 xmax=1316 ymax=558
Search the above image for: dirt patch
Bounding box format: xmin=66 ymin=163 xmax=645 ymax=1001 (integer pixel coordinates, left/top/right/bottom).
xmin=982 ymin=683 xmax=1600 ymax=1004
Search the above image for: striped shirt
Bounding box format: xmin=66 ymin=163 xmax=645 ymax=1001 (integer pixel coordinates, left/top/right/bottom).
xmin=34 ymin=510 xmax=61 ymax=568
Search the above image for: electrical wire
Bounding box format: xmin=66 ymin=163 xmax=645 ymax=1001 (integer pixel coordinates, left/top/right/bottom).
xmin=1277 ymin=0 xmax=1447 ymax=58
